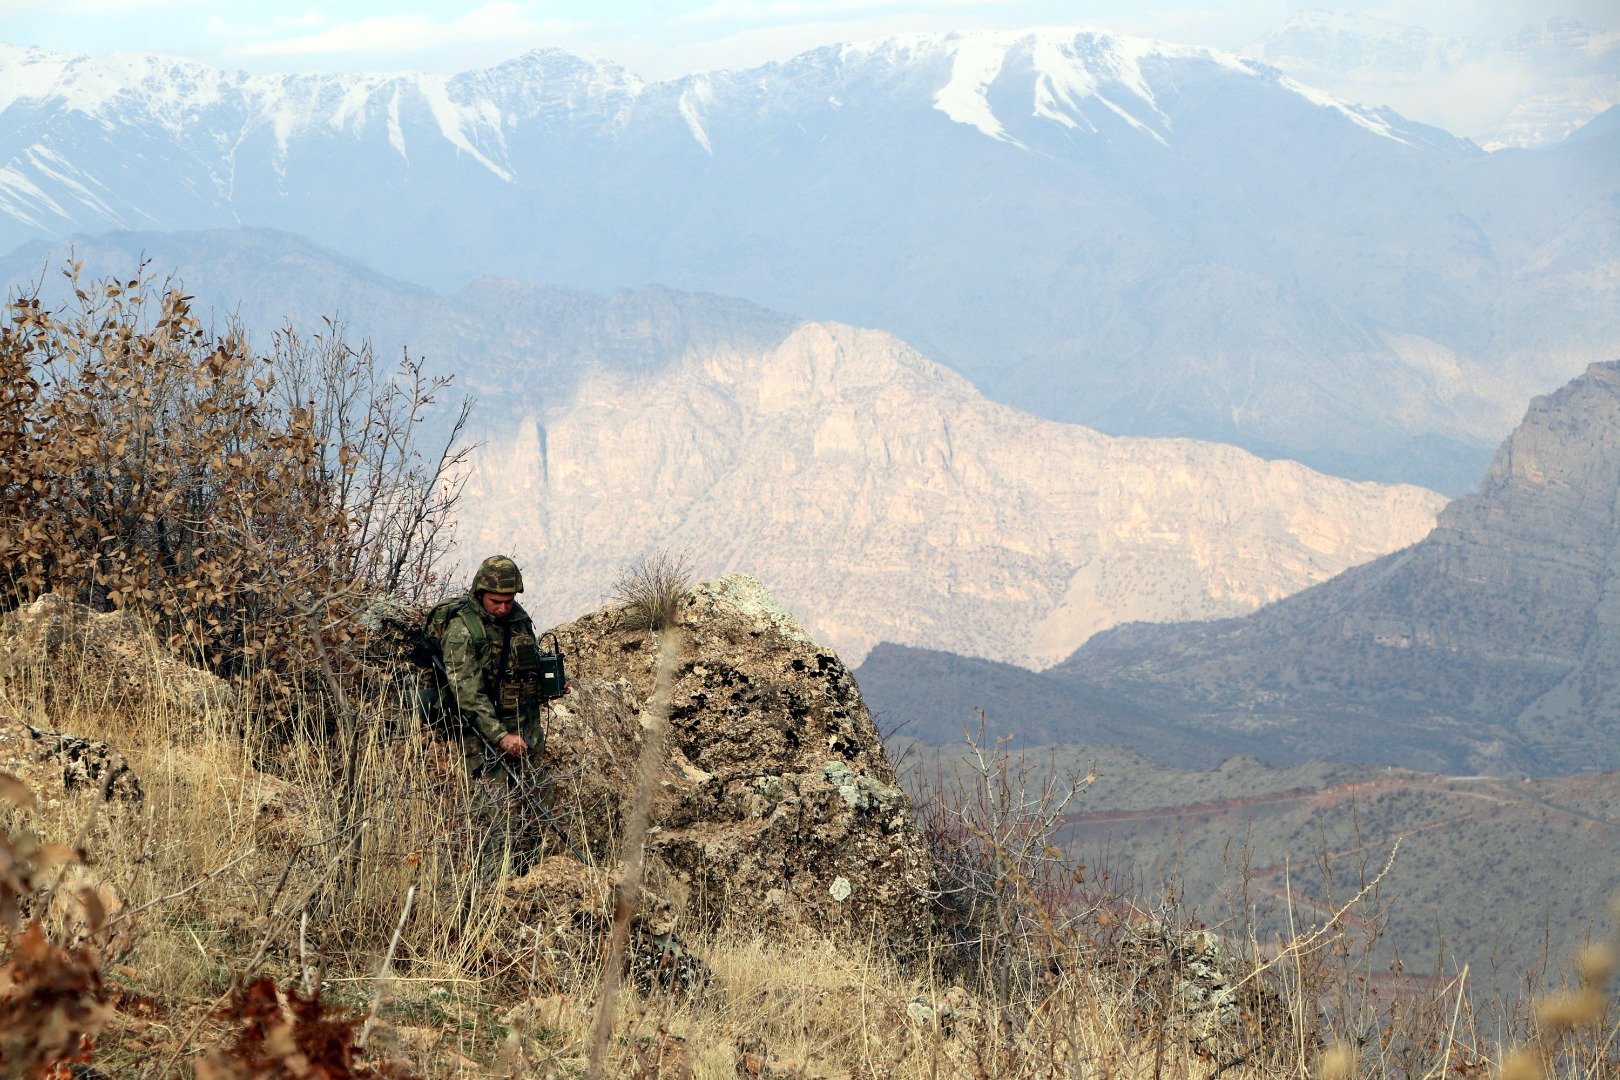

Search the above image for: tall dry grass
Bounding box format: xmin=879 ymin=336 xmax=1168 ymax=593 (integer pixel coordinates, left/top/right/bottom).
xmin=2 ymin=613 xmax=1618 ymax=1078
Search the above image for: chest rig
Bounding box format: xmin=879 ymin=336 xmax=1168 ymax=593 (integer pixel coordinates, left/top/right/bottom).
xmin=486 ymin=619 xmax=567 ymax=716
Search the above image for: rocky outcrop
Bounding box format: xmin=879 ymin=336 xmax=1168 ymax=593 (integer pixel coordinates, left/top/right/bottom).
xmin=458 ymin=321 xmax=1444 ymax=670
xmin=1 ymin=593 xmax=234 ymax=720
xmin=536 ymin=574 xmax=937 ymax=956
xmin=1059 ymin=360 xmax=1620 ymax=774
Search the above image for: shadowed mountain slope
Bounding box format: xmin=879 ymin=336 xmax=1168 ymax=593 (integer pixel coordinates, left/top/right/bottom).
xmin=1053 ymin=360 xmax=1620 ymax=775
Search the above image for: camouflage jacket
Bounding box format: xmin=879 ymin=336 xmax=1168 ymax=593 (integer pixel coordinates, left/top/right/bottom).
xmin=439 ymin=593 xmax=547 ymax=747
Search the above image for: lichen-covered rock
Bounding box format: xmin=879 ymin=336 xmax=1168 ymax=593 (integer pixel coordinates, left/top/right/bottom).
xmin=540 ymin=574 xmax=937 ymax=957
xmin=26 ymin=728 xmax=143 ymax=803
xmin=1116 ymin=921 xmax=1294 ymax=1062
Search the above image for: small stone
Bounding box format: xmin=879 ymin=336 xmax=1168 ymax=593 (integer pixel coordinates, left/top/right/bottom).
xmin=829 ymin=876 xmax=852 ymax=902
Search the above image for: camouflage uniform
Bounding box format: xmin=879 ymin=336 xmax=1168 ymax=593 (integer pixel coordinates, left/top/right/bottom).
xmin=440 ymin=556 xmax=556 ymax=872
xmin=439 ymin=592 xmax=549 ymax=778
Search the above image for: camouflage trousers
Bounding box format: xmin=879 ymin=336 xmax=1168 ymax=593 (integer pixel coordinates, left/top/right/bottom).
xmin=458 ymin=717 xmax=557 ymax=877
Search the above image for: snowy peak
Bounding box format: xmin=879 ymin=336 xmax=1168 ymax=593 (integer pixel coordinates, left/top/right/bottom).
xmin=0 ymin=29 xmax=1442 ymax=161
xmin=833 ymin=26 xmax=1420 ymax=148
xmin=0 ymin=42 xmax=240 ymax=123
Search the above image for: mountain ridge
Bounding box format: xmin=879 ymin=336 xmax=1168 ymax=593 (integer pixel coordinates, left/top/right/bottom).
xmin=1053 ymin=359 xmax=1620 ymax=774
xmin=454 ymin=316 xmax=1445 ymax=669
xmin=3 ymin=32 xmax=1614 ymax=489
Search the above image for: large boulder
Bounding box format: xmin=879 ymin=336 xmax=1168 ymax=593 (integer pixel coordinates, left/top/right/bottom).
xmin=538 ymin=574 xmax=937 ymax=958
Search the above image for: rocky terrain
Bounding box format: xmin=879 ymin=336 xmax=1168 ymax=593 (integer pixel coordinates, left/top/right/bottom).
xmin=3 ymin=578 xmax=937 ymax=957
xmin=541 ymin=574 xmax=936 ymax=954
xmin=1048 ymin=360 xmax=1620 ymax=775
xmin=454 ymin=320 xmax=1444 ymax=669
xmin=0 ymin=580 xmax=1317 ymax=1076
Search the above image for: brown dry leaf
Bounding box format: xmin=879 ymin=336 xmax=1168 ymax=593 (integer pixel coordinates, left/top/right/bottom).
xmin=32 ymin=844 xmax=80 ymax=870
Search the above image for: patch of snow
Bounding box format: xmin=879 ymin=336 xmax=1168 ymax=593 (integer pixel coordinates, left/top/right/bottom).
xmin=21 ymin=145 xmax=141 ymax=226
xmin=0 ymin=164 xmax=67 ymax=225
xmin=327 ymin=80 xmax=375 ymax=135
xmin=1028 ymin=33 xmax=1169 ymax=143
xmin=933 ymin=34 xmax=1020 ymax=144
xmin=387 ymin=88 xmax=407 ymax=161
xmin=1273 ymin=71 xmax=1414 ymax=144
xmin=417 ymin=76 xmax=514 ymax=181
xmin=678 ymin=76 xmax=715 ymax=154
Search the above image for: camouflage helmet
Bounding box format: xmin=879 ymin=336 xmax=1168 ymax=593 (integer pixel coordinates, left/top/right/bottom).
xmin=472 ymin=555 xmax=524 ymax=594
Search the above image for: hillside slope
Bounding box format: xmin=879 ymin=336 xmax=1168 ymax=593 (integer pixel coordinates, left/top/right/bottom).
xmin=1056 ymin=360 xmax=1620 ymax=774
xmin=896 ymin=738 xmax=1620 ymax=998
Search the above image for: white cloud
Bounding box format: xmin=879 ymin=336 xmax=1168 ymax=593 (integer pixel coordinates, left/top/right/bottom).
xmin=226 ymin=2 xmax=583 ymax=61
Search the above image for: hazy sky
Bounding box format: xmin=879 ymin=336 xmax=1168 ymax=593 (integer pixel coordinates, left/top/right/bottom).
xmin=1 ymin=1 xmax=1611 ymax=80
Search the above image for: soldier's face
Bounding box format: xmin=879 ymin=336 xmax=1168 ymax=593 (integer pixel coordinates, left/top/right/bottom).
xmin=481 ymin=591 xmax=516 ymax=619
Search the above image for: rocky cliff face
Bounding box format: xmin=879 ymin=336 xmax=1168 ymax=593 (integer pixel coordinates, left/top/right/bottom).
xmin=1059 ymin=360 xmax=1620 ymax=774
xmin=457 ymin=322 xmax=1445 ymax=669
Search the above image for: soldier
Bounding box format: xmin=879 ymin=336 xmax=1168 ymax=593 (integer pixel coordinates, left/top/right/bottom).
xmin=438 ymin=555 xmax=560 ymax=870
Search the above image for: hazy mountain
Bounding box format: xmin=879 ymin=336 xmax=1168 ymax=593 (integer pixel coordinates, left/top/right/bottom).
xmin=1246 ymin=10 xmax=1620 ymax=148
xmin=0 ymin=227 xmax=795 ymax=433
xmin=454 ymin=318 xmax=1442 ymax=669
xmin=1050 ymin=360 xmax=1620 ymax=775
xmin=861 ymin=643 xmax=1237 ymax=766
xmin=0 ymin=34 xmax=1615 ymax=490
xmin=0 ymin=227 xmax=1441 ymax=670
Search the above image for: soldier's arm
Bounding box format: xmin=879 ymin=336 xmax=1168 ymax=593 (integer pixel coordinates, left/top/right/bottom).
xmin=440 ymin=620 xmax=508 ymax=747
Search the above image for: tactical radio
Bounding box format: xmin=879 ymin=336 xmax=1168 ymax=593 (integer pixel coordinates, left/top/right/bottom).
xmin=536 ymin=632 xmax=568 ymax=700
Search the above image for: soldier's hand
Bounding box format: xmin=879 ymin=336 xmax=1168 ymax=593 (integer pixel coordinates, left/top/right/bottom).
xmin=498 ymin=732 xmax=529 ymax=756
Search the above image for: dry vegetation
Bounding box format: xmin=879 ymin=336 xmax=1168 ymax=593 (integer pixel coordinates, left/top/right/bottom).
xmin=2 ymin=641 xmax=1617 ymax=1078
xmin=1 ymin=270 xmax=1617 ymax=1078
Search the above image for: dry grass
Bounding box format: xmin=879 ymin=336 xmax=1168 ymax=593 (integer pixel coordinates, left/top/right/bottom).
xmin=611 ymin=551 xmax=694 ymax=632
xmin=1 ymin=617 xmax=1618 ymax=1078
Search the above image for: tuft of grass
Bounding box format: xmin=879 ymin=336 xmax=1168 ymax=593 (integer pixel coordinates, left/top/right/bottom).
xmin=611 ymin=550 xmax=693 ymax=631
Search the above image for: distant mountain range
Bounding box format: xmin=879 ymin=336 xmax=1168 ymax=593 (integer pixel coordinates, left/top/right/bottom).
xmin=1247 ymin=10 xmax=1620 ymax=148
xmin=864 ymin=360 xmax=1620 ymax=775
xmin=452 ymin=308 xmax=1442 ymax=669
xmin=0 ymin=228 xmax=1443 ymax=671
xmin=0 ymin=32 xmax=1615 ymax=490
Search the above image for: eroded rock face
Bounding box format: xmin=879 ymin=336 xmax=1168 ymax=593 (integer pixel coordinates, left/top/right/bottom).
xmin=537 ymin=574 xmax=937 ymax=957
xmin=458 ymin=321 xmax=1445 ymax=669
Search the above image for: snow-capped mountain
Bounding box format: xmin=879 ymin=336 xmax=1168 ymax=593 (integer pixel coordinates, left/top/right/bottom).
xmin=1246 ymin=10 xmax=1620 ymax=148
xmin=0 ymin=29 xmax=1615 ymax=492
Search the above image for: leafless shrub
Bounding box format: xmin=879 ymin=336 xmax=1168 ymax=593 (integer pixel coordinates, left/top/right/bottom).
xmin=0 ymin=260 xmax=471 ymax=707
xmin=610 ymin=550 xmax=693 ymax=631
xmin=908 ymin=714 xmax=1097 ymax=1000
